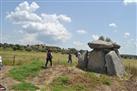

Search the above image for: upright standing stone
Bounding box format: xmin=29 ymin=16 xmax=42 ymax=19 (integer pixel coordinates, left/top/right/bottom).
xmin=77 ymin=38 xmax=125 ymax=76
xmin=77 ymin=51 xmax=88 ymax=70
xmin=87 ymin=49 xmax=106 ymax=73
xmin=114 ymin=49 xmax=121 ymax=58
xmin=105 ymin=51 xmax=125 ymax=76
xmin=88 ymin=40 xmax=120 ymax=49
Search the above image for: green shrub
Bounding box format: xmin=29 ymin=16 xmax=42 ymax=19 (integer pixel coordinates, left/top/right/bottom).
xmin=100 ymin=75 xmax=111 ymax=86
xmin=51 ymin=75 xmax=87 ymax=91
xmin=74 ymin=84 xmax=86 ymax=91
xmin=55 ymin=75 xmax=69 ymax=85
xmin=12 ymin=82 xmax=39 ymax=91
xmin=9 ymin=60 xmax=42 ymax=81
xmin=84 ymin=72 xmax=111 ymax=86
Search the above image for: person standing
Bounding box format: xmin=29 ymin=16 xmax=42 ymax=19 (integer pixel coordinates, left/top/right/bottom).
xmin=0 ymin=56 xmax=3 ymax=70
xmin=77 ymin=51 xmax=81 ymax=60
xmin=45 ymin=49 xmax=53 ymax=68
xmin=68 ymin=53 xmax=72 ymax=64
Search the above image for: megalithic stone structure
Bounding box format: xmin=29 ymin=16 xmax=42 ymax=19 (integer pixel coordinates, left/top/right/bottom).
xmin=77 ymin=39 xmax=125 ymax=76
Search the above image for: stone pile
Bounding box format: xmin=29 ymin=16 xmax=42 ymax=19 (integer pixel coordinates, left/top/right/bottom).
xmin=78 ymin=40 xmax=125 ymax=76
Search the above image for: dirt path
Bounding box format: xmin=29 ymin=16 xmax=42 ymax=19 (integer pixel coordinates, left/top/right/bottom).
xmin=0 ymin=66 xmax=11 ymax=79
xmin=0 ymin=65 xmax=84 ymax=91
xmin=1 ymin=65 xmax=137 ymax=91
xmin=26 ymin=65 xmax=84 ymax=90
xmin=0 ymin=66 xmax=20 ymax=91
xmin=124 ymin=76 xmax=137 ymax=91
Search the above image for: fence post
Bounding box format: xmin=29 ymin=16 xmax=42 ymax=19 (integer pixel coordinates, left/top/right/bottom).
xmin=13 ymin=55 xmax=15 ymax=65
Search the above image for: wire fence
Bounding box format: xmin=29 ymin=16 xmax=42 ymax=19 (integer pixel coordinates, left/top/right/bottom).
xmin=1 ymin=55 xmax=45 ymax=66
xmin=0 ymin=53 xmax=77 ymax=66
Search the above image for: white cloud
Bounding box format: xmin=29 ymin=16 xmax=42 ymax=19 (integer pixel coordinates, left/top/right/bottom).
xmin=6 ymin=1 xmax=71 ymax=44
xmin=120 ymin=38 xmax=136 ymax=55
xmin=135 ymin=39 xmax=137 ymax=55
xmin=135 ymin=39 xmax=137 ymax=47
xmin=113 ymin=30 xmax=117 ymax=32
xmin=20 ymin=33 xmax=43 ymax=44
xmin=73 ymin=41 xmax=89 ymax=50
xmin=124 ymin=32 xmax=130 ymax=38
xmin=73 ymin=41 xmax=83 ymax=46
xmin=6 ymin=1 xmax=42 ymax=23
xmin=123 ymin=0 xmax=137 ymax=5
xmin=92 ymin=34 xmax=99 ymax=40
xmin=76 ymin=29 xmax=87 ymax=34
xmin=58 ymin=14 xmax=71 ymax=22
xmin=109 ymin=23 xmax=117 ymax=28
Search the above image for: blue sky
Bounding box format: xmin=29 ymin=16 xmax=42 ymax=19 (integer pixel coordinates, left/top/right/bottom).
xmin=0 ymin=0 xmax=137 ymax=55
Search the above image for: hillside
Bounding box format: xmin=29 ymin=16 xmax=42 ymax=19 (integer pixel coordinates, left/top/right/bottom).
xmin=0 ymin=51 xmax=137 ymax=91
xmin=0 ymin=61 xmax=137 ymax=91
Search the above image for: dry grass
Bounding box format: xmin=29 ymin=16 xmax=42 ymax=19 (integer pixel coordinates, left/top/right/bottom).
xmin=0 ymin=50 xmax=137 ymax=76
xmin=1 ymin=50 xmax=137 ymax=91
xmin=123 ymin=58 xmax=137 ymax=76
xmin=0 ymin=50 xmax=77 ymax=66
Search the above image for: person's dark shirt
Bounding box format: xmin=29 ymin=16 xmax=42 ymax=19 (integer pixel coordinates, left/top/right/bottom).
xmin=68 ymin=54 xmax=72 ymax=60
xmin=47 ymin=51 xmax=52 ymax=59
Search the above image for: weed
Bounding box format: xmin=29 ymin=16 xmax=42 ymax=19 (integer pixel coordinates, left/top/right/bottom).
xmin=9 ymin=60 xmax=42 ymax=81
xmin=123 ymin=59 xmax=137 ymax=76
xmin=12 ymin=82 xmax=39 ymax=91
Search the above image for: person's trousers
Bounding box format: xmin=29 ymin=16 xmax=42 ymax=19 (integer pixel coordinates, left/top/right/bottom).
xmin=0 ymin=62 xmax=2 ymax=70
xmin=68 ymin=59 xmax=72 ymax=64
xmin=45 ymin=58 xmax=52 ymax=67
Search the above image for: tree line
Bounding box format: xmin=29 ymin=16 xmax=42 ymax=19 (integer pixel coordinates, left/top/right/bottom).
xmin=0 ymin=43 xmax=78 ymax=54
xmin=0 ymin=36 xmax=112 ymax=54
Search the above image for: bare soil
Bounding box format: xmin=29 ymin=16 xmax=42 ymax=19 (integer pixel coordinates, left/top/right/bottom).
xmin=0 ymin=66 xmax=20 ymax=91
xmin=0 ymin=65 xmax=137 ymax=91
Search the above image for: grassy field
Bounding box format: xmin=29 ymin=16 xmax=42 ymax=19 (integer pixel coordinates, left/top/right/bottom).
xmin=0 ymin=50 xmax=77 ymax=90
xmin=0 ymin=50 xmax=137 ymax=91
xmin=9 ymin=60 xmax=43 ymax=81
xmin=123 ymin=58 xmax=137 ymax=76
xmin=12 ymin=82 xmax=38 ymax=91
xmin=0 ymin=50 xmax=77 ymax=66
xmin=50 ymin=72 xmax=111 ymax=91
xmin=1 ymin=50 xmax=136 ymax=76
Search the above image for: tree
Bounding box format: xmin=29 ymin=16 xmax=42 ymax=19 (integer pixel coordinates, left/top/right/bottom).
xmin=68 ymin=48 xmax=77 ymax=54
xmin=25 ymin=47 xmax=32 ymax=52
xmin=3 ymin=43 xmax=9 ymax=49
xmin=0 ymin=43 xmax=2 ymax=47
xmin=15 ymin=44 xmax=21 ymax=50
xmin=12 ymin=45 xmax=18 ymax=51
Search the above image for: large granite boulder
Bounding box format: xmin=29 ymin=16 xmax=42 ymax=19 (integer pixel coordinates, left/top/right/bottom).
xmin=88 ymin=40 xmax=120 ymax=49
xmin=105 ymin=51 xmax=125 ymax=76
xmin=77 ymin=39 xmax=124 ymax=76
xmin=114 ymin=49 xmax=121 ymax=58
xmin=87 ymin=49 xmax=106 ymax=73
xmin=77 ymin=51 xmax=88 ymax=70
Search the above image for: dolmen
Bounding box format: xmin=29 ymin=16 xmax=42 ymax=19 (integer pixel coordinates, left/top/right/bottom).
xmin=78 ymin=39 xmax=125 ymax=76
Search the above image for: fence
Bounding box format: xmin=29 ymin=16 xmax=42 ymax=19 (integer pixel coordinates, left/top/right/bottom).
xmin=121 ymin=54 xmax=137 ymax=59
xmin=1 ymin=55 xmax=16 ymax=65
xmin=1 ymin=55 xmax=45 ymax=66
xmin=0 ymin=52 xmax=77 ymax=66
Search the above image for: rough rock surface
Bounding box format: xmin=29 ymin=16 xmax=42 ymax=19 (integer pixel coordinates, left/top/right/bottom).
xmin=77 ymin=51 xmax=88 ymax=70
xmin=88 ymin=40 xmax=120 ymax=49
xmin=78 ymin=39 xmax=125 ymax=76
xmin=87 ymin=50 xmax=106 ymax=73
xmin=105 ymin=51 xmax=125 ymax=76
